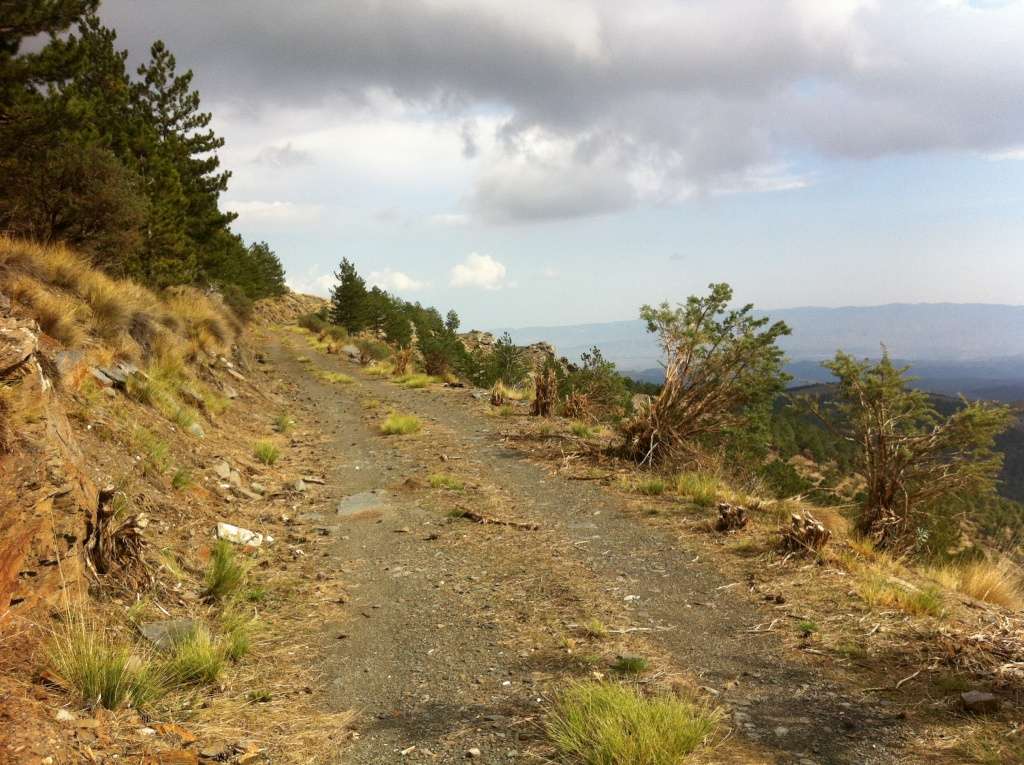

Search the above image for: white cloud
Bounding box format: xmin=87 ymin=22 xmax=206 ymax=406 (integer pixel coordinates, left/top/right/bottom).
xmin=287 ymin=271 xmax=335 ymax=297
xmin=987 ymin=146 xmax=1024 ymax=160
xmin=225 ymin=200 xmax=323 ymax=225
xmin=450 ymin=253 xmax=508 ymax=289
xmin=541 ymin=266 xmax=560 ymax=279
xmin=428 ymin=213 xmax=471 ymax=227
xmin=368 ymin=268 xmax=428 ymax=292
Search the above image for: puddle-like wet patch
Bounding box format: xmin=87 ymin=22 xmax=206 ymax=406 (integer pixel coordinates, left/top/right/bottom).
xmin=335 ymin=491 xmax=391 ymax=516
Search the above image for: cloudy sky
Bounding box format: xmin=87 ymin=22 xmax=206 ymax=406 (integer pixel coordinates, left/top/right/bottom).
xmin=100 ymin=0 xmax=1024 ymax=327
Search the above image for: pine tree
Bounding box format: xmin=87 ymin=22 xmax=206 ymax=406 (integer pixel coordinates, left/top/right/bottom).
xmin=330 ymin=259 xmax=368 ymax=332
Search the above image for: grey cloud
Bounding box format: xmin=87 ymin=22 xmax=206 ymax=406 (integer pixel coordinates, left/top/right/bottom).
xmin=470 ymin=160 xmax=634 ymax=223
xmin=99 ymin=1 xmax=1024 ymax=220
xmin=251 ymin=142 xmax=313 ymax=167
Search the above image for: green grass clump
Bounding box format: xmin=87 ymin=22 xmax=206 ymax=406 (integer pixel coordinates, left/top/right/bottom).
xmin=48 ymin=620 xmax=164 ymax=710
xmin=497 ymin=404 xmax=515 ymax=417
xmin=273 ymin=413 xmax=294 ymax=434
xmin=316 ymin=370 xmax=354 ymax=385
xmin=546 ymin=682 xmax=719 ymax=765
xmin=246 ymin=586 xmax=268 ymax=603
xmin=253 ymin=439 xmax=280 ymax=465
xmin=611 ymin=655 xmax=649 ymax=675
xmin=429 ymin=473 xmax=464 ymax=490
xmin=396 ymin=373 xmax=434 ymax=389
xmin=581 ymin=619 xmax=608 ymax=639
xmin=797 ymin=620 xmax=818 ymax=637
xmin=857 ymin=575 xmax=944 ymax=617
xmin=570 ymin=421 xmax=594 ymax=438
xmin=171 ymin=468 xmax=191 ymax=490
xmin=380 ymin=414 xmax=422 ymax=436
xmin=220 ymin=610 xmax=254 ymax=661
xmin=633 ymin=478 xmax=668 ymax=496
xmin=204 ymin=540 xmax=247 ymax=602
xmin=365 ymin=362 xmax=393 ymax=377
xmin=165 ymin=625 xmax=224 ymax=686
xmin=674 ymin=471 xmax=720 ymax=507
xmin=132 ymin=426 xmax=170 ymax=472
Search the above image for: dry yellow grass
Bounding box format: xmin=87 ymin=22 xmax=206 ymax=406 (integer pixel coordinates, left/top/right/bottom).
xmin=1 ymin=237 xmax=238 ymax=359
xmin=927 ymin=559 xmax=1024 ymax=610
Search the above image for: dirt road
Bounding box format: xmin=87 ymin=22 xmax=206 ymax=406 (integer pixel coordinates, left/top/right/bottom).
xmin=268 ymin=333 xmax=908 ymax=764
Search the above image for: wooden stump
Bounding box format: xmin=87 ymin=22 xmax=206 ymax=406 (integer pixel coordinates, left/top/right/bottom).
xmin=715 ymin=502 xmax=748 ymax=532
xmin=780 ymin=512 xmax=831 ymax=553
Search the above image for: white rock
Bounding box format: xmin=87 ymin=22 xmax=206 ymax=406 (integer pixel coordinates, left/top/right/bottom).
xmin=216 ymin=522 xmax=263 ymax=547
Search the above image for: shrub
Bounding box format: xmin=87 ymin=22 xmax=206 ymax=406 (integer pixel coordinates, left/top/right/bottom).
xmin=620 ymin=284 xmax=790 ymax=465
xmin=253 ymin=440 xmax=280 ymax=465
xmin=204 ymin=540 xmax=246 ymax=601
xmin=797 ymin=620 xmax=818 ymax=637
xmin=487 ymin=332 xmax=529 ymax=386
xmin=611 ymin=655 xmax=649 ymax=674
xmin=546 ymin=682 xmax=719 ymax=765
xmin=48 ymin=619 xmax=163 ymax=710
xmin=675 ymin=472 xmax=720 ymax=507
xmin=356 ymin=338 xmax=390 ymax=365
xmin=809 ymin=352 xmax=1013 ymax=548
xmin=380 ymin=414 xmax=422 ymax=435
xmin=171 ymin=469 xmax=191 ymax=490
xmin=560 ymin=347 xmax=631 ymax=422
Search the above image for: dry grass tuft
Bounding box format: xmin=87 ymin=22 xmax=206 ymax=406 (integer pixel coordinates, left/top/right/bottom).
xmin=928 ymin=560 xmax=1024 ymax=610
xmin=47 ymin=617 xmax=164 ymax=710
xmin=674 ymin=471 xmax=720 ymax=507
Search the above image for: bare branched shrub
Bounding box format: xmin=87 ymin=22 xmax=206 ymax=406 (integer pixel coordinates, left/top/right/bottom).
xmin=620 ymin=283 xmax=790 ymax=465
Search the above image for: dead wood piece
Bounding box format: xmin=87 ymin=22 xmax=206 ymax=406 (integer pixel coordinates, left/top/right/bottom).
xmin=780 ymin=512 xmax=831 ymax=553
xmin=84 ymin=485 xmax=153 ymax=588
xmin=562 ymin=391 xmax=592 ymax=421
xmin=715 ymin=502 xmax=749 ymax=532
xmin=489 ymin=385 xmax=505 ymax=407
xmin=393 ymin=347 xmax=413 ymax=376
xmin=454 ymin=508 xmax=539 ymax=531
xmin=532 ymin=365 xmax=557 ymax=417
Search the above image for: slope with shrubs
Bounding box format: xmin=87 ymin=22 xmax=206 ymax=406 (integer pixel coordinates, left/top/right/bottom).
xmin=0 ymin=240 xmax=352 ymax=763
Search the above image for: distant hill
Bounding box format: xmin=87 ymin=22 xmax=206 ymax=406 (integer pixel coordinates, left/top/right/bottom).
xmin=499 ymin=303 xmax=1024 ymax=403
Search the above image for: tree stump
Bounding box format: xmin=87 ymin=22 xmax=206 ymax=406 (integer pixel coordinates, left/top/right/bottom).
xmin=780 ymin=512 xmax=831 ymax=553
xmin=715 ymin=502 xmax=748 ymax=532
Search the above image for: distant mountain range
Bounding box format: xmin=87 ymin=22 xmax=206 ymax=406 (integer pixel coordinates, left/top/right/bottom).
xmin=498 ymin=303 xmax=1024 ymax=402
